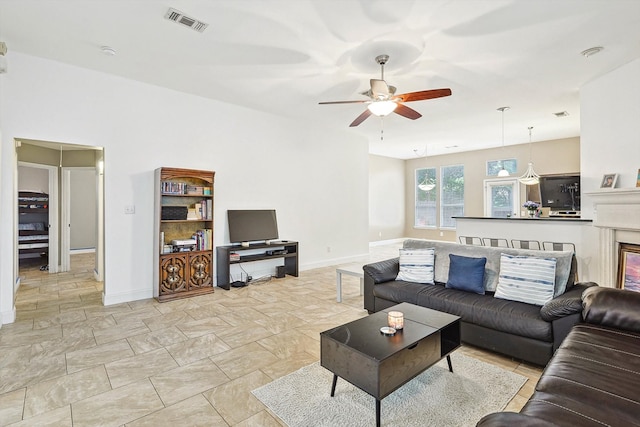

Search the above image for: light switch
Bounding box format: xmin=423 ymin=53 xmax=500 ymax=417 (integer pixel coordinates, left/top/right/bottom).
xmin=124 ymin=205 xmax=135 ymax=214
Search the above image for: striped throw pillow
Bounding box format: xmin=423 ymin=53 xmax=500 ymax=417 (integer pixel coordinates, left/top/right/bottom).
xmin=495 ymin=254 xmax=557 ymax=306
xmin=396 ymin=248 xmax=435 ymax=284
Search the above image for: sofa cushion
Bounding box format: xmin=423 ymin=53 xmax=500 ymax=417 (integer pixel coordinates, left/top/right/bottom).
xmin=446 ymin=254 xmax=486 ymax=294
xmin=402 ymin=239 xmax=573 ymax=294
xmin=396 ymin=248 xmax=435 ymax=284
xmin=372 ymin=280 xmax=428 ymax=306
xmin=582 ymin=286 xmax=640 ymax=333
xmin=495 ymin=254 xmax=556 ymax=306
xmin=414 ymin=283 xmax=552 ymax=342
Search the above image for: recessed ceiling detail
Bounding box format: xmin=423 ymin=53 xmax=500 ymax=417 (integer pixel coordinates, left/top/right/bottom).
xmin=164 ymin=8 xmax=208 ymax=33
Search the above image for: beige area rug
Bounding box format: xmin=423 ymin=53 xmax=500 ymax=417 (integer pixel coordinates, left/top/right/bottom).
xmin=252 ymin=353 xmax=527 ymax=427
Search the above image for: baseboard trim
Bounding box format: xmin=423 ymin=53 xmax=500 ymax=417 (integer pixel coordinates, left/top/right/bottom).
xmin=102 ymin=288 xmax=153 ymax=306
xmin=1 ymin=306 xmax=16 ymax=325
xmin=71 ymin=248 xmax=96 ymax=254
xmin=300 ymin=252 xmax=370 ymax=271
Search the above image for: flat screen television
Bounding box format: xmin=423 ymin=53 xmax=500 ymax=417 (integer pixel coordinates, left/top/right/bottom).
xmin=227 ymin=209 xmax=279 ymax=244
xmin=539 ymin=175 xmax=580 ymax=212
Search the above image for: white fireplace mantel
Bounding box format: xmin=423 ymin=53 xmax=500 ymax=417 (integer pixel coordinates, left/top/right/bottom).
xmin=584 ymin=188 xmax=640 ymax=285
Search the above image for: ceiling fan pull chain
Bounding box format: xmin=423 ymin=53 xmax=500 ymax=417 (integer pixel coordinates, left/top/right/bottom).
xmin=380 ymin=117 xmax=384 ymax=141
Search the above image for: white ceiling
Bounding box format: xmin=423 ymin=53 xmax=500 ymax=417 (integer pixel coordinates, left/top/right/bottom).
xmin=1 ymin=0 xmax=639 ymax=159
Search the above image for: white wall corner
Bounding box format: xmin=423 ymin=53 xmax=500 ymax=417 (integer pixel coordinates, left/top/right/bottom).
xmin=102 ymin=288 xmax=153 ymax=306
xmin=1 ymin=306 xmax=17 ymax=325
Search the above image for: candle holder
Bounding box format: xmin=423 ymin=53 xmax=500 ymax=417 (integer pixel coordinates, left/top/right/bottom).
xmin=387 ymin=311 xmax=404 ymax=330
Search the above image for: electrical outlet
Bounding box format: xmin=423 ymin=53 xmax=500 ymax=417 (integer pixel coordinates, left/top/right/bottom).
xmin=327 ymin=246 xmax=331 ymax=253
xmin=439 ymin=231 xmax=444 ymax=237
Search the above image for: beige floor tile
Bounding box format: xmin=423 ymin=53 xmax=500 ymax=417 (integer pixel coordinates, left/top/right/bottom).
xmin=6 ymin=405 xmax=72 ymax=427
xmin=210 ymin=342 xmax=280 ymax=380
xmin=256 ymin=329 xmax=319 ymax=359
xmin=0 ymin=325 xmax=62 ymax=346
xmin=234 ymin=410 xmax=284 ymax=427
xmin=105 ymin=348 xmax=178 ymax=389
xmin=141 ymin=310 xmax=196 ymax=331
xmin=175 ymin=316 xmax=231 ymax=338
xmin=125 ymin=394 xmax=227 ymax=427
xmin=215 ymin=324 xmax=274 ymax=349
xmin=150 ymin=358 xmax=230 ymax=406
xmin=203 ymin=369 xmax=273 ymax=426
xmin=23 ymin=365 xmax=111 ymax=418
xmin=0 ymin=353 xmax=67 ymax=395
xmin=0 ymin=388 xmax=26 ymax=427
xmin=258 ymin=351 xmax=318 ymax=380
xmin=92 ymin=320 xmax=150 ymax=345
xmin=126 ymin=325 xmax=188 ymax=355
xmin=71 ymin=379 xmax=164 ymax=427
xmin=165 ymin=333 xmax=231 ymax=366
xmin=66 ymin=339 xmax=134 ymax=374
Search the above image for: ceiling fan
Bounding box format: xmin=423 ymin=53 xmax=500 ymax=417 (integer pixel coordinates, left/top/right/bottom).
xmin=319 ymin=55 xmax=452 ymax=127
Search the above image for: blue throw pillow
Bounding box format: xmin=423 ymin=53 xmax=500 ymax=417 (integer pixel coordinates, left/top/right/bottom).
xmin=446 ymin=254 xmax=487 ymax=294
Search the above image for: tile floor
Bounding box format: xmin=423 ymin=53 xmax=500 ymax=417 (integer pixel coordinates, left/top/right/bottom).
xmin=0 ymin=246 xmax=541 ymax=426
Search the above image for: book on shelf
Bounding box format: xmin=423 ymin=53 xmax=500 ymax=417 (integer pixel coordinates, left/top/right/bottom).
xmin=193 ymin=229 xmax=213 ymax=251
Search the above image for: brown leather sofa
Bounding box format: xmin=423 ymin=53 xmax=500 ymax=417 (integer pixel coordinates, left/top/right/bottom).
xmin=477 ymin=286 xmax=640 ymax=426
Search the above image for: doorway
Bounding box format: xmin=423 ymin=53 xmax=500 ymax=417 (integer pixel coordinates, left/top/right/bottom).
xmin=15 ymin=140 xmax=105 ymax=293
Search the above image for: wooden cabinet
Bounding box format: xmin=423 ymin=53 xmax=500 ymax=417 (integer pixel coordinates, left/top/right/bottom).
xmin=153 ymin=167 xmax=215 ymax=302
xmin=18 ymin=191 xmax=49 ymax=268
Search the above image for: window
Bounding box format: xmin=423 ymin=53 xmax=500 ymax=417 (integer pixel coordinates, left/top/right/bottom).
xmin=484 ymin=178 xmax=520 ymax=217
xmin=487 ymin=159 xmax=517 ymax=176
xmin=415 ymin=167 xmax=436 ymax=227
xmin=440 ymin=165 xmax=464 ymax=228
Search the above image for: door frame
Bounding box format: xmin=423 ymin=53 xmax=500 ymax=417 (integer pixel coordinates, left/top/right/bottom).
xmin=17 ymin=161 xmax=59 ymax=274
xmin=61 ymin=166 xmax=97 ymax=272
xmin=483 ymin=178 xmax=520 ymax=218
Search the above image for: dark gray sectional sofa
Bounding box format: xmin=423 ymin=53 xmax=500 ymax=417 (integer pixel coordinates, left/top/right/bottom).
xmin=363 ymin=239 xmax=596 ymax=366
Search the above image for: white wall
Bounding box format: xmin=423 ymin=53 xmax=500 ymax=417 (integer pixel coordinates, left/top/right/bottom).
xmin=69 ymin=168 xmax=97 ymax=250
xmin=368 ymin=154 xmax=405 ymax=242
xmin=579 ymin=58 xmax=640 ymax=284
xmin=0 ymin=53 xmax=369 ymax=320
xmin=581 ymin=57 xmax=640 ymax=206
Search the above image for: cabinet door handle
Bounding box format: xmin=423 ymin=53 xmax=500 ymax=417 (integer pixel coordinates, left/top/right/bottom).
xmin=408 ymin=343 xmax=419 ymax=350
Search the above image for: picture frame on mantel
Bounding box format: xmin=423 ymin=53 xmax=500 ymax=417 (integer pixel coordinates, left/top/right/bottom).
xmin=617 ymin=243 xmax=640 ymax=293
xmin=600 ymin=173 xmax=618 ymax=188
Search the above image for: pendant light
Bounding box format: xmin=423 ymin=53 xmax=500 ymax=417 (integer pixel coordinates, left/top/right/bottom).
xmin=415 ymin=146 xmax=435 ymax=191
xmin=497 ymin=107 xmax=510 ymax=177
xmin=518 ymin=126 xmax=540 ymax=185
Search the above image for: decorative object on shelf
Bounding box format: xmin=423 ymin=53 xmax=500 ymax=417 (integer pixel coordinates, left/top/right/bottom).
xmin=636 ymin=169 xmax=640 ymax=187
xmin=415 ymin=145 xmax=436 ymax=191
xmin=600 ymin=173 xmax=618 ymax=188
xmin=523 ymin=200 xmax=539 ymax=218
xmin=497 ymin=107 xmax=510 ymax=177
xmin=387 ymin=311 xmax=404 ymax=330
xmin=519 ymin=126 xmax=540 ymax=185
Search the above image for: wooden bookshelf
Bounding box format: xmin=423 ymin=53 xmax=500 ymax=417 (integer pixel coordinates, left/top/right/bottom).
xmin=153 ymin=167 xmax=215 ymax=302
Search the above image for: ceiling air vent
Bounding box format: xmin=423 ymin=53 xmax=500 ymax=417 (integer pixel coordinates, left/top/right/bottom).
xmin=554 ymin=111 xmax=569 ymax=118
xmin=164 ymin=8 xmax=208 ymax=33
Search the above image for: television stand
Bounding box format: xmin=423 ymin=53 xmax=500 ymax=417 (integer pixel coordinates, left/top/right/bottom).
xmin=216 ymin=241 xmax=298 ymax=290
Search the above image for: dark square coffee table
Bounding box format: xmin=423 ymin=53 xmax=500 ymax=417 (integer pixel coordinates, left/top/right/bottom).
xmin=320 ymin=303 xmax=461 ymax=427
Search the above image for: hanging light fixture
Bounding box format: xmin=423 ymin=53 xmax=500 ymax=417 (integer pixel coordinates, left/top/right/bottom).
xmin=518 ymin=126 xmax=540 ymax=185
xmin=415 ymin=146 xmax=436 ymax=191
xmin=497 ymin=107 xmax=510 ymax=177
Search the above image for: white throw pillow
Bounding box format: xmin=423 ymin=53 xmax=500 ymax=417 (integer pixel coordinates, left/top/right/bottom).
xmin=494 ymin=254 xmax=557 ymax=306
xmin=396 ymin=248 xmax=435 ymax=284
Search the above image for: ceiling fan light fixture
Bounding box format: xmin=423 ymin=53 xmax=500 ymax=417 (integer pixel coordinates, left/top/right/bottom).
xmin=368 ymin=100 xmax=397 ymax=117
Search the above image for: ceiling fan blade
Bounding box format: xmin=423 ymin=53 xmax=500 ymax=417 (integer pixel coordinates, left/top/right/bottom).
xmin=349 ymin=109 xmax=373 ymax=127
xmin=394 ymin=103 xmax=422 ymax=120
xmin=394 ymin=88 xmax=452 ymax=103
xmin=319 ymin=100 xmax=368 ymax=105
xmin=370 ymin=79 xmax=390 ymax=98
